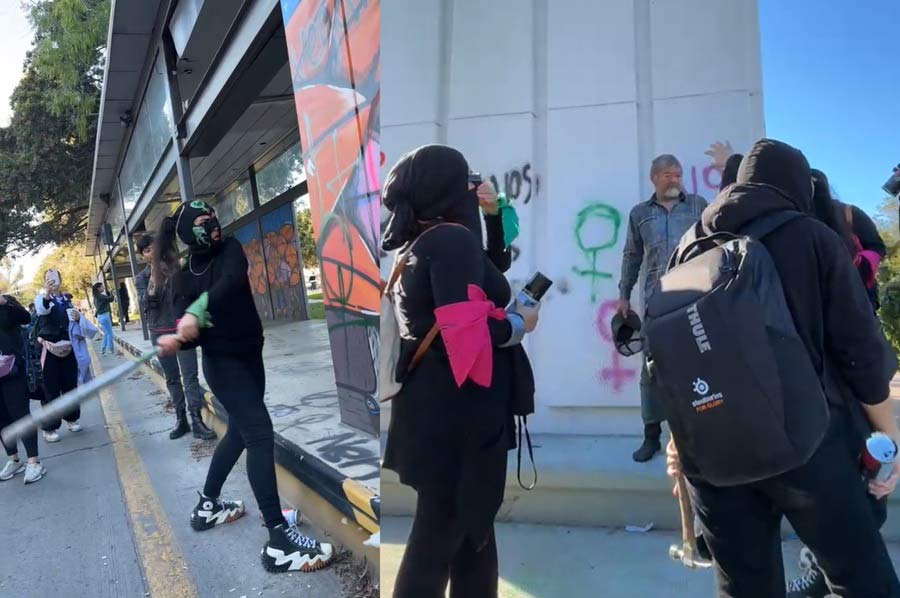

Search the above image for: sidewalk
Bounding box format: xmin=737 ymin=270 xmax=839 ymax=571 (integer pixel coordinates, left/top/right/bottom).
xmin=382 ymin=516 xmax=900 ymax=597
xmin=110 ymin=320 xmax=380 ymax=559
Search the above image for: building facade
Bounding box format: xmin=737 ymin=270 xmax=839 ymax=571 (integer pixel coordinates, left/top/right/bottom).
xmin=381 ymin=0 xmax=765 ymax=437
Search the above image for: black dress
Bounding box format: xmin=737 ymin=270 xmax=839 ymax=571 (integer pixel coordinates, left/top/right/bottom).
xmin=383 ymin=220 xmax=516 ymax=546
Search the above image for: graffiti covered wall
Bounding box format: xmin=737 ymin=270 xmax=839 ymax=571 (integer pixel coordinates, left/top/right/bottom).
xmin=281 ymin=0 xmax=381 ymax=435
xmin=382 ymin=0 xmax=764 ymax=435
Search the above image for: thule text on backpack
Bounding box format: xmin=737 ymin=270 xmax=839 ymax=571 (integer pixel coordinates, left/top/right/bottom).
xmin=687 ymin=304 xmax=711 ymax=353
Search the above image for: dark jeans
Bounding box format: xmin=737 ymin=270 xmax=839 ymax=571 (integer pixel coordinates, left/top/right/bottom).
xmin=150 ymin=332 xmax=203 ymax=413
xmin=394 ymin=487 xmax=499 ymax=598
xmin=690 ymin=416 xmax=900 ymax=598
xmin=41 ymin=352 xmax=79 ymax=431
xmin=0 ymin=372 xmax=38 ymax=458
xmin=200 ymin=351 xmax=285 ymax=529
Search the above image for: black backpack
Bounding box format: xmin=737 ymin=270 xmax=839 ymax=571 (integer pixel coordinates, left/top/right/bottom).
xmin=644 ymin=211 xmax=829 ymax=486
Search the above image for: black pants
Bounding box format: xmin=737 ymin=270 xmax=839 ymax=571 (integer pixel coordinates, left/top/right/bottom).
xmin=394 ymin=487 xmax=499 ymax=598
xmin=690 ymin=416 xmax=900 ymax=598
xmin=201 ymin=351 xmax=285 ymax=529
xmin=41 ymin=352 xmax=79 ymax=431
xmin=0 ymin=372 xmax=38 ymax=458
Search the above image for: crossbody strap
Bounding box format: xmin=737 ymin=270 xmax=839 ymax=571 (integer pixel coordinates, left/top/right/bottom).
xmin=517 ymin=416 xmax=537 ymax=490
xmin=382 ymin=222 xmax=469 ymax=395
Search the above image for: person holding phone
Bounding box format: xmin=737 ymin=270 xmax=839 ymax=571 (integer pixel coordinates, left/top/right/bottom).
xmin=382 ymin=144 xmax=541 ymax=598
xmin=34 ymin=269 xmax=81 ymax=442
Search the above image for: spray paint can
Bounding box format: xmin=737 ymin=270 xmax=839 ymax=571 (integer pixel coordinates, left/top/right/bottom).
xmin=861 ymin=432 xmax=898 ymax=482
xmin=883 ymin=164 xmax=900 ymax=197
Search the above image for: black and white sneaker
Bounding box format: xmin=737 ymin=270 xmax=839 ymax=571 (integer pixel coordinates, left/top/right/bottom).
xmin=787 ymin=547 xmax=831 ymax=598
xmin=261 ymin=524 xmax=334 ymax=573
xmin=190 ymin=492 xmax=245 ymax=531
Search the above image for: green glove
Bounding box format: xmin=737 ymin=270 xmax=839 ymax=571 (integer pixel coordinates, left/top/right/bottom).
xmin=185 ymin=292 xmax=213 ymax=328
xmin=497 ymin=193 xmax=520 ymax=249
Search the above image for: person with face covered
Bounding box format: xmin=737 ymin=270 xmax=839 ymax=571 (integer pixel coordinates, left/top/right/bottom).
xmin=617 ymin=154 xmax=708 ymax=462
xmin=666 ymin=139 xmax=900 ymax=597
xmin=33 ymin=269 xmax=82 ymax=443
xmin=381 ymin=145 xmax=540 ymax=598
xmin=154 ymin=201 xmax=334 ymax=574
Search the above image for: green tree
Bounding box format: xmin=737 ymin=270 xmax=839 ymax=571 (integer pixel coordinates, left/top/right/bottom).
xmin=30 ymin=243 xmax=98 ymax=304
xmin=0 ymin=0 xmax=110 ymax=257
xmin=26 ymin=0 xmax=110 ymax=141
xmin=295 ymin=206 xmax=319 ymax=268
xmin=875 ymin=195 xmax=900 ymax=356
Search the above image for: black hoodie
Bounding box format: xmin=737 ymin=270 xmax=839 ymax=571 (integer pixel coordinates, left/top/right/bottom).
xmin=696 ymin=139 xmax=896 ymax=412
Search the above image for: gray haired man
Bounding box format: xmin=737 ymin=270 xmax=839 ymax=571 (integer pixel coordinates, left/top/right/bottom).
xmin=617 ymin=154 xmax=708 ymax=462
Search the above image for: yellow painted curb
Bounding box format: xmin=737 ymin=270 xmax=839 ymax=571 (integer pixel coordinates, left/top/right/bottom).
xmin=93 ymin=349 xmax=198 ymax=598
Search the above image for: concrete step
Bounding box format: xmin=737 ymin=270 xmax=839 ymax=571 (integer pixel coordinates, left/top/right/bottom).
xmin=382 ymin=433 xmax=900 ymax=540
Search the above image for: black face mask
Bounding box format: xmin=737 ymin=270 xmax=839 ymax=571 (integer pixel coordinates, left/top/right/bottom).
xmin=190 ymin=217 xmax=222 ymax=256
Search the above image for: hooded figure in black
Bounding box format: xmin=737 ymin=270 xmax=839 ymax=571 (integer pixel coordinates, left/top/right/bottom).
xmin=155 ymin=200 xmax=335 ymax=574
xmin=382 ymin=145 xmax=537 ymax=598
xmin=670 ymin=139 xmax=900 ymax=597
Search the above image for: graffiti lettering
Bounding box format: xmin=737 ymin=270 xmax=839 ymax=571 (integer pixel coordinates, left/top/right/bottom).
xmin=488 ymin=162 xmax=539 ymax=206
xmin=309 ymin=432 xmax=380 ymax=481
xmin=571 ymin=203 xmax=623 ymax=303
xmin=298 ymin=390 xmax=340 ymax=408
xmin=687 ymin=164 xmax=722 ymax=196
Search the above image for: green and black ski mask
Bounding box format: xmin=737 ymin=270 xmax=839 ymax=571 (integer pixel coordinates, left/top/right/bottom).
xmin=174 ymin=200 xmax=221 ymax=255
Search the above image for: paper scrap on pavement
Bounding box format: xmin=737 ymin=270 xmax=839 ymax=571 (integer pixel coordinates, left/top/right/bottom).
xmin=625 ymin=522 xmax=654 ymax=533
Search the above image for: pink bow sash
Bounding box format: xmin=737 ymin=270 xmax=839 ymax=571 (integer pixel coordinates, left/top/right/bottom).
xmin=433 ymin=285 xmax=506 ymax=388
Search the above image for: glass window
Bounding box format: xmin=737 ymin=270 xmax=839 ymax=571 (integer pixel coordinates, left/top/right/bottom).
xmin=214 ymin=180 xmax=253 ymax=228
xmin=118 ymin=54 xmax=174 ymax=217
xmin=256 ymin=142 xmax=305 ymax=205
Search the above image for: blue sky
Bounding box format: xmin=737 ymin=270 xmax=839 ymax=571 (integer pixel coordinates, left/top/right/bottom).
xmin=758 ymin=0 xmax=900 ymax=217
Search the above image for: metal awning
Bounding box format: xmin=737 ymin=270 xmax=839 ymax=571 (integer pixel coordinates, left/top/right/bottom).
xmin=84 ymin=0 xmax=166 ymax=255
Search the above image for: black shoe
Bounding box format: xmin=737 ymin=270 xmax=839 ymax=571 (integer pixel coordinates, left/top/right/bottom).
xmin=786 ymin=547 xmax=830 ymax=598
xmin=190 ymin=410 xmax=217 ymax=440
xmin=169 ymin=410 xmax=190 ymax=440
xmin=261 ymin=524 xmax=335 ymax=573
xmin=190 ymin=491 xmax=245 ymax=531
xmin=633 ymin=423 xmax=662 ymax=463
xmin=632 ymin=436 xmax=661 ymax=462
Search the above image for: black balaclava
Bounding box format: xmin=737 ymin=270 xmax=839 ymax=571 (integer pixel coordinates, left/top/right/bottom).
xmin=381 ymin=144 xmax=482 ymax=252
xmin=736 ymin=138 xmax=813 ymax=214
xmin=174 ymin=200 xmax=222 ymax=255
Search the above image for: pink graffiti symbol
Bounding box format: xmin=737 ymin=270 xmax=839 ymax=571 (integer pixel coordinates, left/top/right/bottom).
xmin=595 ymin=300 xmax=636 ymax=392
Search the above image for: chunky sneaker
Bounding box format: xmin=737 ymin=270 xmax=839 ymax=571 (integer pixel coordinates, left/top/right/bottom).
xmin=42 ymin=430 xmax=60 ymax=443
xmin=261 ymin=524 xmax=334 ymax=573
xmin=787 ymin=547 xmax=831 ymax=598
xmin=0 ymin=459 xmax=25 ymax=481
xmin=190 ymin=492 xmax=245 ymax=531
xmin=23 ymin=462 xmax=46 ymax=485
xmin=65 ymin=421 xmax=82 ymax=433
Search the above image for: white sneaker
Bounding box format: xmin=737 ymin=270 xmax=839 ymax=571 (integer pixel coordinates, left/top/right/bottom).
xmin=0 ymin=459 xmax=25 ymax=481
xmin=66 ymin=421 xmax=82 ymax=432
xmin=23 ymin=462 xmax=46 ymax=484
xmin=42 ymin=430 xmax=60 ymax=443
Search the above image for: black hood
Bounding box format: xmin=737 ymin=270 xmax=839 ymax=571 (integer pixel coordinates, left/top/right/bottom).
xmin=702 ymin=139 xmax=813 ymax=234
xmin=381 ymin=144 xmax=482 ymax=251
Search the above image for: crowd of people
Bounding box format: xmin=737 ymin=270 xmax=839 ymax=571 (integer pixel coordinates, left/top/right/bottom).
xmin=618 ymin=139 xmax=900 ymax=597
xmin=0 ymin=200 xmax=336 ymax=575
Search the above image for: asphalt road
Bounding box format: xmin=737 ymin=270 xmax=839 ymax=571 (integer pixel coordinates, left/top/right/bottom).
xmin=0 ymin=346 xmax=345 ymax=598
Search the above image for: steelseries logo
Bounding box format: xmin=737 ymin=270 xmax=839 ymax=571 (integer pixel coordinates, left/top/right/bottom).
xmin=687 ymin=304 xmax=711 ymax=353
